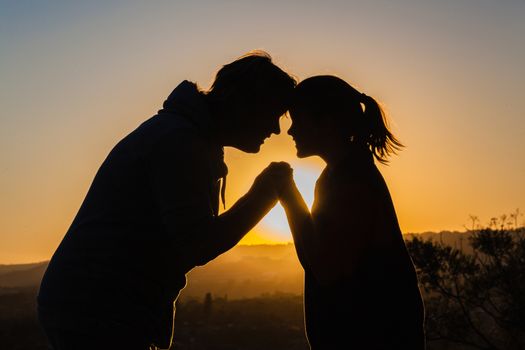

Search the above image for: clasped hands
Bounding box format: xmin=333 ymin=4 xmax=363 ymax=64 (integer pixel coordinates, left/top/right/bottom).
xmin=251 ymin=161 xmax=295 ymax=204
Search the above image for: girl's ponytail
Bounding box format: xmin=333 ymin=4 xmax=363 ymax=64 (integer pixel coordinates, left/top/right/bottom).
xmin=360 ymin=93 xmax=404 ymax=164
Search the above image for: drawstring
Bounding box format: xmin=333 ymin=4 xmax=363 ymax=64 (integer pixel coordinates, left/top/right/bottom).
xmin=215 ymin=146 xmax=228 ymax=212
xmin=149 ymin=301 xmax=177 ymax=350
xmin=220 ymin=175 xmax=226 ymax=210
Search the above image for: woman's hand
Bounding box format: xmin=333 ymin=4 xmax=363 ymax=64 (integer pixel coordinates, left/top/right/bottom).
xmin=251 ymin=161 xmax=294 ymax=200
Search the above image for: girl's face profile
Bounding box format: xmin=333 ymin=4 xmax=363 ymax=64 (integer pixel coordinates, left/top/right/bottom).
xmin=288 ymin=107 xmax=322 ymax=158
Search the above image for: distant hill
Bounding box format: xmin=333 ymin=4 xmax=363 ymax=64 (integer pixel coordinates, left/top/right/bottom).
xmin=0 ymin=262 xmax=48 ymax=288
xmin=0 ymin=245 xmax=304 ymax=299
xmin=404 ymin=230 xmax=475 ymax=253
xmin=179 ymin=243 xmax=304 ymax=300
xmin=0 ymin=233 xmax=475 ymax=298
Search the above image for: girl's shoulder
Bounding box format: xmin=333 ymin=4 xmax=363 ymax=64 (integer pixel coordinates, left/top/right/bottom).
xmin=322 ymin=158 xmax=381 ymax=192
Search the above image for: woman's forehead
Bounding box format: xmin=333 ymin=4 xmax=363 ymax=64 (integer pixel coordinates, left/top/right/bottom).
xmin=289 ymin=104 xmax=316 ymax=120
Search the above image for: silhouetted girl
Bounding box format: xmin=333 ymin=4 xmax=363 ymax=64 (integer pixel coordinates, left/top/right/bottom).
xmin=279 ymin=75 xmax=425 ymax=349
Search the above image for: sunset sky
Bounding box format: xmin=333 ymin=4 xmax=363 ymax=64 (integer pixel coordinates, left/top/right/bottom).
xmin=1 ymin=0 xmax=524 ymax=264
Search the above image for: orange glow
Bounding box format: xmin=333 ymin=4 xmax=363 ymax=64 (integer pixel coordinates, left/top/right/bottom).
xmin=1 ymin=2 xmax=524 ymax=263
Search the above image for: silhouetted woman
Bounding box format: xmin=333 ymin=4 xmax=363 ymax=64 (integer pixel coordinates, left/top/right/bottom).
xmin=279 ymin=76 xmax=425 ymax=349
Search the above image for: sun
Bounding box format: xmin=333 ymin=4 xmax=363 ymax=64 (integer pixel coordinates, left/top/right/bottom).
xmin=260 ymin=164 xmax=322 ymax=241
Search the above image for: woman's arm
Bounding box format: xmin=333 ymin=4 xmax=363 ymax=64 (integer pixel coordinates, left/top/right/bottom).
xmin=279 ymin=174 xmax=374 ymax=286
xmin=278 ymin=175 xmax=318 ymax=273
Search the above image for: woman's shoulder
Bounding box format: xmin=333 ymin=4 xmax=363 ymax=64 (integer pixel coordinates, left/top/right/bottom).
xmin=325 ymin=157 xmax=380 ymax=192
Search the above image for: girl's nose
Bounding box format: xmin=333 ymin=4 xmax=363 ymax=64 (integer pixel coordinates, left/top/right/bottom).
xmin=274 ymin=122 xmax=281 ymax=135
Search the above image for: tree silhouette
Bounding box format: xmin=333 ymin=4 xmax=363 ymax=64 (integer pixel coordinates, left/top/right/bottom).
xmin=406 ymin=223 xmax=525 ymax=350
xmin=469 ymin=215 xmax=480 ymax=231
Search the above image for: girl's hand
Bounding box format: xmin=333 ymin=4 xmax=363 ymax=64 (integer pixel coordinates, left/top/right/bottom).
xmin=252 ymin=161 xmax=293 ymax=199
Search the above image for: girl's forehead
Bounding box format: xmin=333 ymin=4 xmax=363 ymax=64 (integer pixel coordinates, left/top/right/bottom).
xmin=290 ymin=106 xmax=316 ymax=120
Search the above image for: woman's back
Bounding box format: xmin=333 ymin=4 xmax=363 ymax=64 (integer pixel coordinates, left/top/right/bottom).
xmin=284 ymin=74 xmax=425 ymax=349
xmin=304 ymin=147 xmax=425 ymax=349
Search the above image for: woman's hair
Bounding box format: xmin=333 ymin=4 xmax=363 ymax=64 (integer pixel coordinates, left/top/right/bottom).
xmin=206 ymin=50 xmax=297 ymax=109
xmin=291 ymin=75 xmax=403 ymax=164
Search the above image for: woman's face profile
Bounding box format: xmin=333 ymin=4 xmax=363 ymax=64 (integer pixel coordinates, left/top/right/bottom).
xmin=288 ymin=107 xmax=322 ymax=158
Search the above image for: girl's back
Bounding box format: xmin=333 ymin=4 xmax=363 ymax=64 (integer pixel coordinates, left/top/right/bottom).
xmin=305 ymin=147 xmax=425 ymax=349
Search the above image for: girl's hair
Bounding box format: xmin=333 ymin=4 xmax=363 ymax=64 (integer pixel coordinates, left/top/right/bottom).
xmin=206 ymin=50 xmax=297 ymax=108
xmin=291 ymin=75 xmax=403 ymax=164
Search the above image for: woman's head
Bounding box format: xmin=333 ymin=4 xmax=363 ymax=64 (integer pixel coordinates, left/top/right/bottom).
xmin=288 ymin=75 xmax=403 ymax=163
xmin=206 ymin=50 xmax=297 ymax=152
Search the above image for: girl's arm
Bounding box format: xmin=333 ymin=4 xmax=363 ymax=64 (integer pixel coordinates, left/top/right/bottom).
xmin=278 ymin=177 xmax=314 ymax=270
xmin=279 ymin=175 xmax=374 ymax=286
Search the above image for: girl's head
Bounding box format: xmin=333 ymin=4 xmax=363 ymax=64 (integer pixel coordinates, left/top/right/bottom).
xmin=288 ymin=75 xmax=403 ymax=163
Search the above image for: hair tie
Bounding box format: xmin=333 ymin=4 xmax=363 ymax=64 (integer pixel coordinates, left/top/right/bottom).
xmin=360 ymin=93 xmax=368 ymax=102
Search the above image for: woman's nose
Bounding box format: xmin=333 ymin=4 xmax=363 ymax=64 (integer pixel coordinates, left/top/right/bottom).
xmin=271 ymin=122 xmax=280 ymax=135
